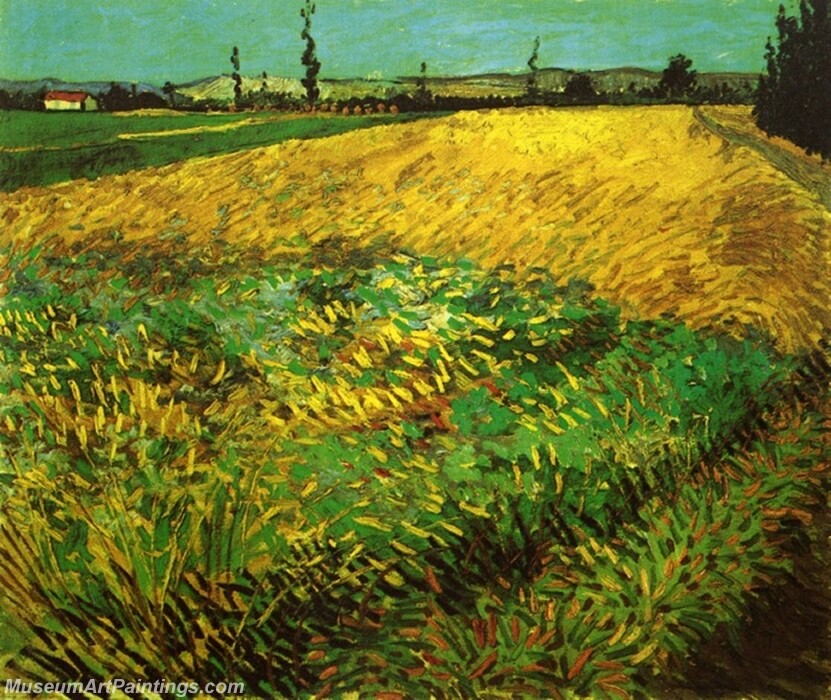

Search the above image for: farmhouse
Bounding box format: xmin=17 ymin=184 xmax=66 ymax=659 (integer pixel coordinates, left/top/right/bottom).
xmin=43 ymin=91 xmax=98 ymax=112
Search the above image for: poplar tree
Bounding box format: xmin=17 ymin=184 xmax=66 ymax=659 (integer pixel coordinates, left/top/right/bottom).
xmin=300 ymin=1 xmax=321 ymax=106
xmin=416 ymin=61 xmax=432 ymax=107
xmin=230 ymin=46 xmax=243 ymax=107
xmin=526 ymin=36 xmax=541 ymax=100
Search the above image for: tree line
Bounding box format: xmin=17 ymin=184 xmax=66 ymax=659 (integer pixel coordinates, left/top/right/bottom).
xmin=754 ymin=0 xmax=829 ymax=159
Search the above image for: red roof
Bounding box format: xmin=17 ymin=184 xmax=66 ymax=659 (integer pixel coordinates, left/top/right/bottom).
xmin=44 ymin=91 xmax=89 ymax=102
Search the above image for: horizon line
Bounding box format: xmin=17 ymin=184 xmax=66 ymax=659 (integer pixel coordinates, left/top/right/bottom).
xmin=0 ymin=63 xmax=762 ymax=88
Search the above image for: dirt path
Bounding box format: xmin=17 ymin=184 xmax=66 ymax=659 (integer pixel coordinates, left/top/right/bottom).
xmin=695 ymin=106 xmax=831 ymax=211
xmin=116 ymin=117 xmax=265 ymax=140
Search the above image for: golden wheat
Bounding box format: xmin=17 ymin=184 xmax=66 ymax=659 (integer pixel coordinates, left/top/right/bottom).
xmin=2 ymin=106 xmax=829 ymax=351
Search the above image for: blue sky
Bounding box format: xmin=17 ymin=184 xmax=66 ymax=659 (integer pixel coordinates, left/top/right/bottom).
xmin=0 ymin=0 xmax=791 ymax=84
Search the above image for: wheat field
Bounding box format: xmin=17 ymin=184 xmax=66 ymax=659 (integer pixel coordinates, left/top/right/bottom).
xmin=2 ymin=105 xmax=831 ymax=696
xmin=2 ymin=105 xmax=829 ymax=351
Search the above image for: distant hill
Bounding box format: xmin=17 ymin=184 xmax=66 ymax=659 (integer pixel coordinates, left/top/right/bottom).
xmin=171 ymin=67 xmax=757 ymax=103
xmin=0 ymin=78 xmax=163 ymax=97
xmin=177 ymin=75 xmax=304 ymax=102
xmin=396 ymin=67 xmax=757 ymax=98
xmin=1 ymin=67 xmax=758 ymax=104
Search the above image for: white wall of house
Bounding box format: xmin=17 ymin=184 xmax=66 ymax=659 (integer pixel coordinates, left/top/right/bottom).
xmin=45 ymin=99 xmax=82 ymax=111
xmin=44 ymin=96 xmax=98 ymax=111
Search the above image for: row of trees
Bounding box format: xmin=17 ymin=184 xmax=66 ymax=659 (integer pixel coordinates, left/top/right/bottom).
xmin=754 ymin=0 xmax=829 ymax=159
xmin=214 ymin=0 xmax=319 ymax=111
xmin=97 ymin=83 xmax=167 ymax=111
xmin=411 ymin=52 xmax=750 ymax=108
xmin=524 ymin=43 xmax=701 ymax=102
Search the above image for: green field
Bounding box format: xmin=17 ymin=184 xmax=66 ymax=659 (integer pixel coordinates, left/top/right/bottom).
xmin=0 ymin=110 xmax=425 ymax=191
xmin=0 ymin=110 xmax=269 ymax=149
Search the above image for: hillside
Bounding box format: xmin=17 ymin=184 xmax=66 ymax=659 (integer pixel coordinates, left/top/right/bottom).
xmin=2 ymin=106 xmax=828 ymax=352
xmin=0 ymin=77 xmax=163 ymax=97
xmin=176 ymin=74 xmax=304 ymax=101
xmin=173 ymin=67 xmax=758 ymax=102
xmin=397 ymin=67 xmax=756 ymax=98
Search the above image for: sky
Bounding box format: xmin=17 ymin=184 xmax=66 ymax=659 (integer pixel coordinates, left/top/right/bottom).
xmin=0 ymin=0 xmax=794 ymax=85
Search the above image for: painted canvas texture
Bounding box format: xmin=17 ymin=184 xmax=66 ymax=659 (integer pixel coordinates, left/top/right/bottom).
xmin=0 ymin=1 xmax=829 ymax=698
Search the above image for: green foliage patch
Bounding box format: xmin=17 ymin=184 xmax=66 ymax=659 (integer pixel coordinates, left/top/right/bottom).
xmin=0 ymin=236 xmax=827 ymax=697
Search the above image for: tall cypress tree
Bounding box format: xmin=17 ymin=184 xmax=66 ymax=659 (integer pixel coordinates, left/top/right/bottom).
xmin=230 ymin=46 xmax=243 ymax=107
xmin=526 ymin=36 xmax=541 ymax=100
xmin=754 ymin=1 xmax=830 ymax=158
xmin=300 ymin=0 xmax=321 ymax=106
